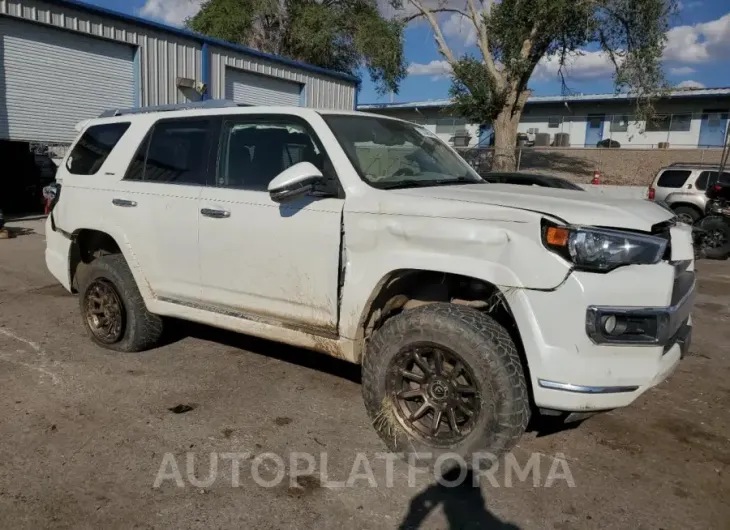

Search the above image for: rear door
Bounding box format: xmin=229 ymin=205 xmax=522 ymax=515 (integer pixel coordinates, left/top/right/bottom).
xmin=110 ymin=117 xmax=216 ymax=302
xmin=653 ymin=169 xmax=692 ymax=202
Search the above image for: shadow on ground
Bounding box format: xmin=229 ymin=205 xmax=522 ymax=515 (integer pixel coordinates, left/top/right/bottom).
xmin=5 ymin=226 xmax=36 ymax=237
xmin=398 ymin=468 xmax=520 ymax=529
xmin=162 ymin=319 xmax=362 ymax=384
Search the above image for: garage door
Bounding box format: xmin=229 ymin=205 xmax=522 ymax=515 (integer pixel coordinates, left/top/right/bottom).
xmin=225 ymin=67 xmax=302 ymax=106
xmin=0 ymin=17 xmax=135 ymax=143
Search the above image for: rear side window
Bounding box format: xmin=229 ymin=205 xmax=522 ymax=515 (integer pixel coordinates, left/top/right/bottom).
xmin=656 ymin=170 xmax=691 ymax=188
xmin=125 ymin=118 xmax=213 ymax=185
xmin=66 ymin=123 xmax=130 ymax=175
xmin=704 ymin=171 xmax=730 ymax=187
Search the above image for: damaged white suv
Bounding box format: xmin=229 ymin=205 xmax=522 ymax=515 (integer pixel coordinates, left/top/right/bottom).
xmin=46 ymin=101 xmax=695 ymax=461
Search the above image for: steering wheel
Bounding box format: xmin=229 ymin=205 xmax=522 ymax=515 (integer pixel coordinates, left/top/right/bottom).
xmin=393 ymin=167 xmax=416 ymax=177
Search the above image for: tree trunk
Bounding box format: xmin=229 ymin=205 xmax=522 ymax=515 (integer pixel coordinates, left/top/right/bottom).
xmin=491 ymin=90 xmax=528 ymax=172
xmin=492 ymin=111 xmax=522 ymax=171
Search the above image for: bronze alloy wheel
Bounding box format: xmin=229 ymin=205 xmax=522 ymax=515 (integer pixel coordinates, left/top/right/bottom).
xmin=387 ymin=342 xmax=481 ymax=446
xmin=84 ymin=278 xmax=125 ymax=344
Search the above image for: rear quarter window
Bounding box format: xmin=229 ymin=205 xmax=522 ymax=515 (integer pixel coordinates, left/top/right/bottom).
xmin=656 ymin=170 xmax=691 ymax=188
xmin=66 ymin=123 xmax=131 ymax=175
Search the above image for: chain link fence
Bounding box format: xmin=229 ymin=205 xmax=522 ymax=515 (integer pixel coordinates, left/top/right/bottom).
xmin=458 ymin=147 xmax=728 ymax=186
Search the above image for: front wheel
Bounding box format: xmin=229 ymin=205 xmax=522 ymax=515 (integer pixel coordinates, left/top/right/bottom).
xmin=362 ymin=303 xmax=530 ymax=466
xmin=698 ymin=216 xmax=730 ymax=260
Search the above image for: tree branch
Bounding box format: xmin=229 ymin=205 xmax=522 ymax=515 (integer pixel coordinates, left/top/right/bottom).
xmin=465 ymin=0 xmax=504 ymax=88
xmin=519 ymin=23 xmax=540 ymax=61
xmin=402 ymin=7 xmax=469 ymax=23
xmin=406 ymin=0 xmax=456 ymax=63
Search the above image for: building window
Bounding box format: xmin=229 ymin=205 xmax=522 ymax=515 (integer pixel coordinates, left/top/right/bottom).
xmin=645 ymin=114 xmax=692 ymax=133
xmin=646 ymin=115 xmax=670 ymax=132
xmin=610 ymin=115 xmax=629 ymax=132
xmin=434 ymin=118 xmax=467 ymax=134
xmin=548 ymin=116 xmax=562 ymax=129
xmin=670 ymin=114 xmax=692 ymax=132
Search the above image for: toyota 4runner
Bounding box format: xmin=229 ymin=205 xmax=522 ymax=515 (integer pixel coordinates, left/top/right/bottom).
xmin=46 ymin=101 xmax=696 ymax=462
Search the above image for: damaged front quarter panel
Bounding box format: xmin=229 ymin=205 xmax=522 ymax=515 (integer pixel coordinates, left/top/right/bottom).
xmin=337 ymin=193 xmax=573 ymax=340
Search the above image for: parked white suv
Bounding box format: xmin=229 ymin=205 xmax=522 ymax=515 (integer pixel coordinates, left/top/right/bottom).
xmin=46 ymin=101 xmax=696 ymax=462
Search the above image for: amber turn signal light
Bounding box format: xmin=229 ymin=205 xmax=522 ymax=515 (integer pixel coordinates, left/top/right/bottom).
xmin=545 ymin=226 xmax=570 ymax=247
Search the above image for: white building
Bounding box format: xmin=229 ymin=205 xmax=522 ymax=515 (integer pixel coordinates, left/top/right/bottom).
xmin=358 ymin=88 xmax=730 ymax=149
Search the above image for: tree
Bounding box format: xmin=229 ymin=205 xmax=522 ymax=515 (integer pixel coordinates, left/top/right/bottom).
xmin=186 ymin=0 xmax=407 ymax=95
xmin=391 ymin=0 xmax=677 ymax=170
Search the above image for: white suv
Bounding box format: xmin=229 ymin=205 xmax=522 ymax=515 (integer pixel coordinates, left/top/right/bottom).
xmin=46 ymin=101 xmax=696 ymax=462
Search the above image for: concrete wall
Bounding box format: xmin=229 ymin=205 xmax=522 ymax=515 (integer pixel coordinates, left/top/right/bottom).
xmin=515 ymin=147 xmax=726 ymax=186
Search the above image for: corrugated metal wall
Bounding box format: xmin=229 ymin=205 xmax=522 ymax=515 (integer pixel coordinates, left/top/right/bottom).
xmin=0 ymin=0 xmax=357 ymax=121
xmin=0 ymin=0 xmax=202 ymax=106
xmin=0 ymin=16 xmax=135 ymax=142
xmin=225 ymin=68 xmax=302 ymax=106
xmin=211 ymin=47 xmax=356 ymax=110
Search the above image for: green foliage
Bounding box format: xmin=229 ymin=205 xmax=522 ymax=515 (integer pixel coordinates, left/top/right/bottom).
xmin=187 ymin=0 xmax=407 ymax=94
xmin=442 ymin=0 xmax=676 ymax=125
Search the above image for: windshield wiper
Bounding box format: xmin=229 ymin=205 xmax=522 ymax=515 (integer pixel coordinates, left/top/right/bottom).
xmin=377 ymin=176 xmax=478 ymax=190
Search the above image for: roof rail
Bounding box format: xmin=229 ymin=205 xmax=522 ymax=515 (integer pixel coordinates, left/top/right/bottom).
xmin=669 ymin=162 xmax=721 ymax=167
xmin=98 ymin=99 xmax=241 ymax=118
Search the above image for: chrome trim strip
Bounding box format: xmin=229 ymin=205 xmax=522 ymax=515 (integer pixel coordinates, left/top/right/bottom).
xmin=538 ymin=380 xmax=639 ymax=394
xmin=156 ymin=296 xmax=339 ymax=339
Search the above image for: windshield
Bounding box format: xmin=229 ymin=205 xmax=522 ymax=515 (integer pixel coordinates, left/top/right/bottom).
xmin=322 ymin=115 xmax=484 ymax=189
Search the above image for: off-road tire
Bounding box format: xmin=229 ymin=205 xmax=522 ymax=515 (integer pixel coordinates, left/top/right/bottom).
xmin=362 ymin=303 xmax=530 ymax=466
xmin=78 ymin=254 xmax=163 ymax=352
xmin=699 ymin=216 xmax=730 ymax=260
xmin=672 ymin=205 xmax=701 ymax=225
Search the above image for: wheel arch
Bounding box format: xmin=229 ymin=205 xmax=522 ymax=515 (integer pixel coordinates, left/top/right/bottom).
xmin=68 ymin=228 xmax=151 ymax=299
xmin=668 ymin=201 xmax=703 ymax=217
xmin=346 ymin=268 xmax=532 ymax=388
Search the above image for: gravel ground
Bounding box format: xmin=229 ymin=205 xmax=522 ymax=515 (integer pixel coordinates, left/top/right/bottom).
xmin=0 ymin=220 xmax=728 ymax=530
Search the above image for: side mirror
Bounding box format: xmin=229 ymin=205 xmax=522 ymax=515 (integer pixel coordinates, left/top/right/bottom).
xmin=268 ymin=162 xmax=324 ymax=203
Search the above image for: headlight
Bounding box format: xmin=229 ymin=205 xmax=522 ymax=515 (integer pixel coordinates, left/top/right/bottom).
xmin=542 ymin=220 xmax=668 ymax=272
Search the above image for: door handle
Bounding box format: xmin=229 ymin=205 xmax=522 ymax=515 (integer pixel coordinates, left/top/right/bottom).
xmin=201 ymin=208 xmax=231 ymax=219
xmin=112 ymin=198 xmax=137 ymax=207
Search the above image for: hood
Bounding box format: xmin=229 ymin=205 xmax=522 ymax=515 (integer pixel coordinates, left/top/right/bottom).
xmin=390 ymin=183 xmax=673 ymax=231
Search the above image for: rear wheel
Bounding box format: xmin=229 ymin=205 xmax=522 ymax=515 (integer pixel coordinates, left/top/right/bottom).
xmin=362 ymin=303 xmax=530 ymax=466
xmin=672 ymin=205 xmax=701 ymax=225
xmin=78 ymin=255 xmax=163 ymax=352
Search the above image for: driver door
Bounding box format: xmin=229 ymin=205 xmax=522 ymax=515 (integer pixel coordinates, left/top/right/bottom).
xmin=198 ymin=115 xmax=344 ymax=332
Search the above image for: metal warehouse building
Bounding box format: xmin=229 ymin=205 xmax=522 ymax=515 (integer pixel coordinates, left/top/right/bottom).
xmin=0 ymin=0 xmax=359 ymax=147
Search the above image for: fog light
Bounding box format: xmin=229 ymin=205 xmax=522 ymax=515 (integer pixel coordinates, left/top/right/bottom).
xmin=601 ymin=315 xmax=628 ymax=336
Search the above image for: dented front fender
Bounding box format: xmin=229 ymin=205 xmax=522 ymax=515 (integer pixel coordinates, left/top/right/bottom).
xmin=337 ymin=194 xmax=572 ymax=340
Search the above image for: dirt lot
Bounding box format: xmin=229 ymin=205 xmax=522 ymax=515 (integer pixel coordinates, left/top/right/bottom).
xmin=1 ymin=220 xmax=729 ymax=530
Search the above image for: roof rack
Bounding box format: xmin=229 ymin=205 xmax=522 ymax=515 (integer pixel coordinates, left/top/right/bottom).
xmin=668 ymin=162 xmax=721 ymax=168
xmin=98 ymin=99 xmax=243 ymax=118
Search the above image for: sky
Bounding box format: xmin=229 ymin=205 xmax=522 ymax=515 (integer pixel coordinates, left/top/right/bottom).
xmin=84 ymin=0 xmax=730 ymax=105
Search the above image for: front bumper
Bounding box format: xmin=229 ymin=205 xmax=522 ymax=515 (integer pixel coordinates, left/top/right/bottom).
xmin=508 ymin=261 xmax=695 ymax=412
